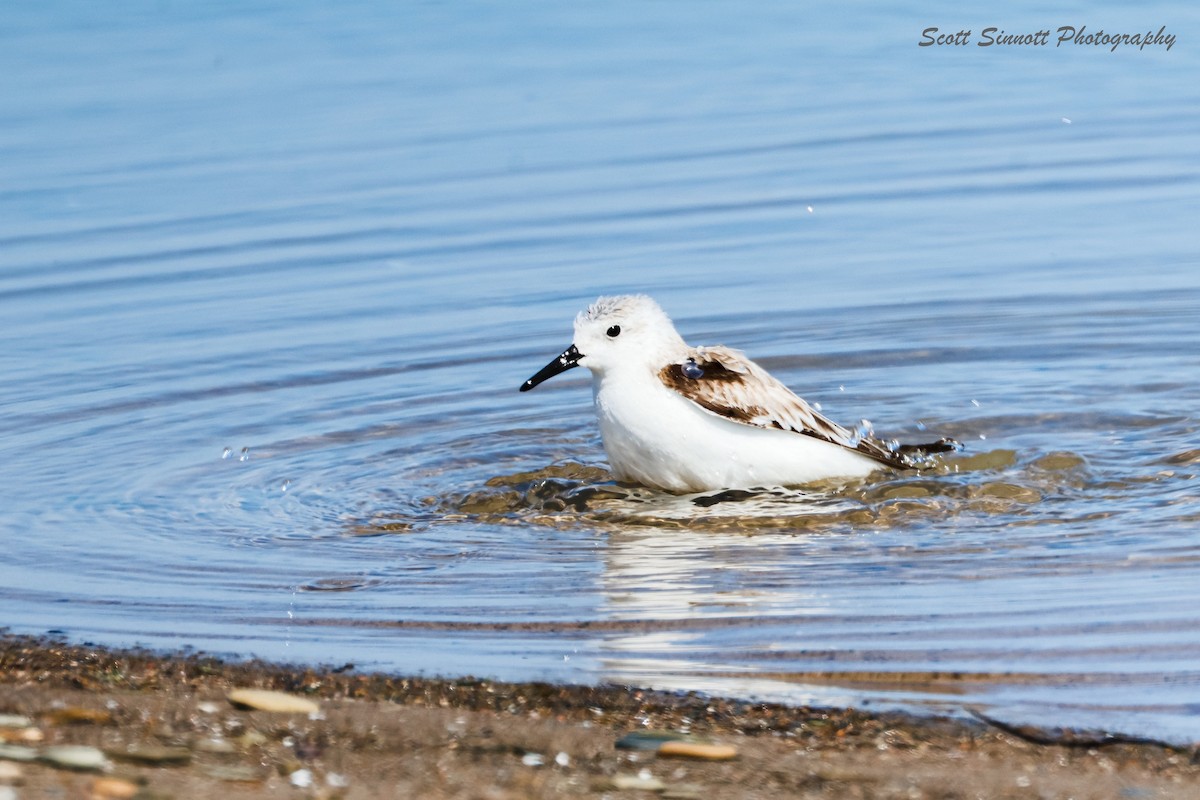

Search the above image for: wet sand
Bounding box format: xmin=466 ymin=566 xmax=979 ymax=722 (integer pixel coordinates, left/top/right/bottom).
xmin=1 ymin=634 xmax=1197 ymax=799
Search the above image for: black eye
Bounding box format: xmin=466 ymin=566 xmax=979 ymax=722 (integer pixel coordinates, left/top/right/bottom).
xmin=606 ymin=325 xmax=621 ymax=338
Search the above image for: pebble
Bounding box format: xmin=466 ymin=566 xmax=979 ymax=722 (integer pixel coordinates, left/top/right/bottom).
xmin=601 ymin=773 xmax=666 ymax=791
xmin=0 ymin=745 xmax=38 ymax=763
xmin=236 ymin=730 xmax=268 ymax=749
xmin=193 ymin=737 xmax=237 ymax=755
xmin=0 ymin=730 xmax=41 ymax=745
xmin=0 ymin=762 xmax=22 ymax=783
xmin=39 ymin=744 xmax=111 ymax=772
xmin=227 ymin=688 xmax=319 ymax=715
xmin=289 ymin=768 xmax=313 ymax=788
xmin=43 ymin=707 xmax=113 ymax=726
xmin=656 ymin=741 xmax=738 ymax=761
xmin=203 ymin=765 xmax=265 ymax=783
xmin=615 ymin=730 xmax=694 ymax=751
xmin=90 ymin=777 xmax=140 ymax=799
xmin=106 ymin=744 xmax=192 ymax=766
xmin=0 ymin=718 xmax=32 ymax=730
xmin=520 ymin=752 xmax=544 ymax=767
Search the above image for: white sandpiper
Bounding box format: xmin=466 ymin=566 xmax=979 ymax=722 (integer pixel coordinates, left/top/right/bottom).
xmin=520 ymin=294 xmax=959 ymax=493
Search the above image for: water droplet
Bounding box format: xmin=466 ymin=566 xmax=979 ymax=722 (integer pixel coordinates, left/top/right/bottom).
xmin=682 ymin=358 xmax=704 ymax=379
xmin=979 ymin=434 xmax=988 ymax=440
xmin=915 ymin=421 xmax=927 ymax=431
xmin=239 ymin=447 xmax=250 ymax=462
xmin=971 ymin=399 xmax=981 ymax=407
xmin=812 ymin=402 xmax=822 ymax=411
xmin=838 ymin=385 xmax=845 ymax=392
xmin=847 ymin=419 xmax=873 ymax=448
xmin=886 ymin=439 xmax=900 ymax=453
xmin=806 ymin=205 xmax=814 ymax=213
xmin=281 ymin=480 xmax=291 ymax=493
xmin=1061 ymin=117 xmax=1072 ymax=124
xmin=221 ymin=447 xmax=232 ymax=460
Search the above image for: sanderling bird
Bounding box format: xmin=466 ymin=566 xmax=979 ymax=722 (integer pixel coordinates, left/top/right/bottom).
xmin=520 ymin=294 xmax=959 ymax=492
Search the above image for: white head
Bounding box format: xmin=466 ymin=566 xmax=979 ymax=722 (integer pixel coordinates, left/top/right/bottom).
xmin=520 ymin=294 xmax=687 ymax=391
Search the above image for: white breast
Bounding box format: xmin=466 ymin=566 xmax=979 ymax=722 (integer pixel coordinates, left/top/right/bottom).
xmin=591 ymin=371 xmax=880 ymax=492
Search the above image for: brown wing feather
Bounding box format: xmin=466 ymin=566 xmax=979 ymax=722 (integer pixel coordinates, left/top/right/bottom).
xmin=657 ymin=346 xmax=911 ymax=469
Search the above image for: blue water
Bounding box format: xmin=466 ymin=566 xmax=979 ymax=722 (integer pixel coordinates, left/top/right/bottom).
xmin=3 ymin=2 xmax=1200 ymax=742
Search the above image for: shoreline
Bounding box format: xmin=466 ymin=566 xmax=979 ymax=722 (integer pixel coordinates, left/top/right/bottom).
xmin=1 ymin=634 xmax=1197 ymax=798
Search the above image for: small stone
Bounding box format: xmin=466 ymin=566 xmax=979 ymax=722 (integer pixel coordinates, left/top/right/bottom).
xmin=0 ymin=730 xmax=41 ymax=745
xmin=90 ymin=776 xmax=140 ymax=799
xmin=598 ymin=773 xmax=667 ymax=791
xmin=203 ymin=765 xmax=265 ymax=783
xmin=976 ymin=482 xmax=1041 ymax=503
xmin=193 ymin=737 xmax=236 ymax=755
xmin=236 ymin=730 xmax=268 ymax=748
xmin=656 ymin=741 xmax=738 ymax=761
xmin=289 ymin=768 xmax=313 ymax=788
xmin=106 ymin=745 xmax=192 ymax=766
xmin=554 ymin=751 xmax=570 ymax=767
xmin=520 ymin=752 xmax=544 ymax=767
xmin=951 ymin=449 xmax=1017 ymax=472
xmin=0 ymin=745 xmax=37 ymax=763
xmin=0 ymin=718 xmax=32 ymax=730
xmin=40 ymin=744 xmax=111 ymax=772
xmin=43 ymin=707 xmax=113 ymax=726
xmin=227 ymin=689 xmax=319 ymax=715
xmin=615 ymin=730 xmax=694 ymax=751
xmin=1033 ymin=452 xmax=1085 ymax=470
xmin=0 ymin=761 xmax=22 ymax=783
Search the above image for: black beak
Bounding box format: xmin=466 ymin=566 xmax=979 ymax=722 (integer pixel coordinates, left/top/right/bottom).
xmin=520 ymin=344 xmax=583 ymax=392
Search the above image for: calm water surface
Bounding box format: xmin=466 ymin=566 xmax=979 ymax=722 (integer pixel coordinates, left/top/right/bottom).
xmin=3 ymin=2 xmax=1200 ymax=741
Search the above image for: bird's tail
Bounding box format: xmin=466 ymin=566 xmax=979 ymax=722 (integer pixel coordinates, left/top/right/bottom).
xmin=895 ymin=437 xmax=963 ymax=464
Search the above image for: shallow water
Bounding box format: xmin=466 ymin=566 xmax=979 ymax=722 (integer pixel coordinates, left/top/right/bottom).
xmin=3 ymin=3 xmax=1200 ymax=741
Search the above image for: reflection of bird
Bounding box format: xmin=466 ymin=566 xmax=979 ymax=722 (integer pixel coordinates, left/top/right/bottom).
xmin=521 ymin=294 xmax=959 ymax=493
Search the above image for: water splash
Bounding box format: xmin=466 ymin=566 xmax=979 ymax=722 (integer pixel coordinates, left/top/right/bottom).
xmin=847 ymin=418 xmax=874 ymax=448
xmin=374 ymin=444 xmax=1096 ymax=536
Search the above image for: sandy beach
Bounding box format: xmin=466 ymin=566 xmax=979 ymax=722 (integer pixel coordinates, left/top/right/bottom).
xmin=1 ymin=634 xmax=1197 ymax=799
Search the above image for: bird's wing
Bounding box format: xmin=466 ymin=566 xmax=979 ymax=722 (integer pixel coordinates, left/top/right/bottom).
xmin=657 ymin=345 xmax=909 ymax=468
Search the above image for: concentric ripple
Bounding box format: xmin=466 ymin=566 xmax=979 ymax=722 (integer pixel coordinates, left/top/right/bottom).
xmin=2 ymin=0 xmax=1199 ymax=744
